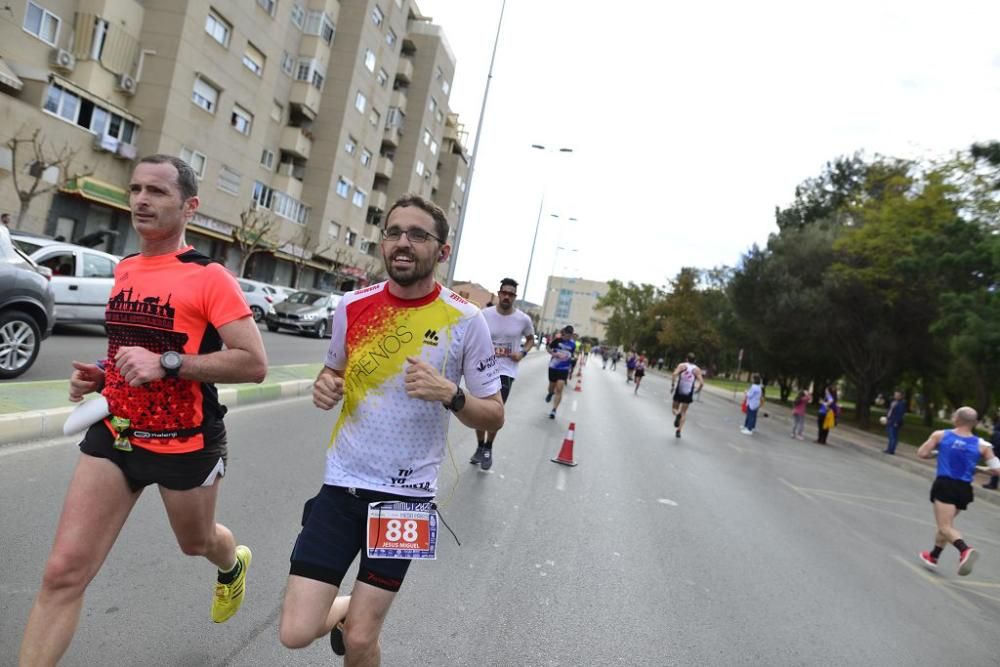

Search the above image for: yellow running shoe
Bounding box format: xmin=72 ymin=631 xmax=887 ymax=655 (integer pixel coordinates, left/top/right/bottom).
xmin=212 ymin=545 xmax=251 ymax=623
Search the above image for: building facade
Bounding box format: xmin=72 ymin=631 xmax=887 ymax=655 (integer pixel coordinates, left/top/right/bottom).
xmin=540 ymin=275 xmax=610 ymax=341
xmin=0 ymin=0 xmax=469 ymax=290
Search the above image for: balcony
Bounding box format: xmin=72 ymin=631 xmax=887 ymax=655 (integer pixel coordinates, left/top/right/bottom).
xmin=382 ymin=125 xmax=402 ymax=147
xmin=273 ymin=164 xmax=304 ymax=201
xmin=289 ymin=80 xmax=322 ymax=120
xmin=280 ymin=126 xmax=313 ymax=160
xmin=395 ymin=57 xmax=413 ymax=83
xmin=375 ymin=155 xmax=394 ymax=179
xmin=369 ymin=190 xmax=388 ymax=212
xmin=390 ymin=89 xmax=407 ymax=113
xmin=362 ymin=224 xmax=381 ymax=244
xmin=299 ymin=34 xmax=330 ymax=61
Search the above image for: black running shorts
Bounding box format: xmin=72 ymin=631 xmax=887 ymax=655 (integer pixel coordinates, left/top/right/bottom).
xmin=634 ymin=369 xmax=645 ymax=378
xmin=290 ymin=485 xmax=433 ymax=592
xmin=673 ymin=389 xmax=694 ymax=404
xmin=499 ymin=375 xmax=514 ymax=403
xmin=548 ymin=368 xmax=570 ymax=383
xmin=930 ymin=476 xmax=974 ymax=510
xmin=79 ymin=420 xmax=227 ymax=492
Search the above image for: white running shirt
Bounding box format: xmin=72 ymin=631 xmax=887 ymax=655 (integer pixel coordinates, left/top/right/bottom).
xmin=481 ymin=306 xmax=534 ymax=379
xmin=677 ymin=363 xmax=699 ymax=394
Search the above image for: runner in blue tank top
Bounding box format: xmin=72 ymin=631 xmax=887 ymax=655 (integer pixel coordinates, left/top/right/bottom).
xmin=916 ymin=407 xmax=1000 ymax=576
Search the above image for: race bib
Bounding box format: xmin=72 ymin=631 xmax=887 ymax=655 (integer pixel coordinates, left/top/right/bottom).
xmin=366 ymin=501 xmax=438 ymax=560
xmin=493 ymin=341 xmax=513 ymax=357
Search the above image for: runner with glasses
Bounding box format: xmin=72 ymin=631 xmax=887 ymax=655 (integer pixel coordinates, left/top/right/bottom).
xmin=279 ymin=194 xmax=504 ymax=665
xmin=470 ymin=278 xmax=535 ymax=470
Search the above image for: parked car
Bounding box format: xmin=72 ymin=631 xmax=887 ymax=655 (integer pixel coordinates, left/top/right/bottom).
xmin=269 ymin=284 xmax=298 ymax=305
xmin=0 ymin=226 xmax=56 ymax=379
xmin=11 ymin=233 xmax=119 ymax=326
xmin=237 ymin=278 xmax=277 ymax=322
xmin=265 ymin=289 xmax=342 ymax=338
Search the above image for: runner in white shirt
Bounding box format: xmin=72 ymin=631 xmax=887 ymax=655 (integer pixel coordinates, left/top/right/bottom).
xmin=670 ymin=353 xmax=704 ymax=439
xmin=471 ymin=278 xmax=535 ymax=470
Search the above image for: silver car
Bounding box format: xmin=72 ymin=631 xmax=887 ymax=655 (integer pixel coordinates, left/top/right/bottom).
xmin=0 ymin=226 xmax=56 ymax=379
xmin=265 ymin=289 xmax=342 ymax=338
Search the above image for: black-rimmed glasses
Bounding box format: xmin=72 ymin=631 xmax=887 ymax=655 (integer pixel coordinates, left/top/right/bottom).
xmin=381 ymin=226 xmax=444 ymax=244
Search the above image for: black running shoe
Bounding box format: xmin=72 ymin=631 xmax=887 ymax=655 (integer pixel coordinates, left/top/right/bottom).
xmin=330 ymin=623 xmax=345 ymax=656
xmin=675 ymin=429 xmax=681 ymax=438
xmin=545 ymin=392 xmax=553 ymax=403
xmin=481 ymin=449 xmax=493 ymax=470
xmin=470 ymin=446 xmax=484 ymax=465
xmin=674 ymin=413 xmax=682 ymax=428
xmin=549 ymin=410 xmax=556 ymax=419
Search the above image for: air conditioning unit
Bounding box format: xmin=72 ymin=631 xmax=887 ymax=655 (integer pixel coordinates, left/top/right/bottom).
xmin=116 ymin=142 xmax=138 ymax=160
xmin=117 ymin=73 xmax=137 ymax=95
xmin=93 ymin=134 xmax=119 ymax=153
xmin=50 ymin=48 xmax=76 ymax=72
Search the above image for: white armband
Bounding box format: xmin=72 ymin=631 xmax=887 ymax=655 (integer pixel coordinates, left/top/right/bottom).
xmin=987 ymin=457 xmax=1000 ymax=471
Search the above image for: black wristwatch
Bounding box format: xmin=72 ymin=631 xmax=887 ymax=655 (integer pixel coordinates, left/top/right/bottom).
xmin=444 ymin=386 xmax=466 ymax=412
xmin=160 ymin=350 xmax=182 ymax=379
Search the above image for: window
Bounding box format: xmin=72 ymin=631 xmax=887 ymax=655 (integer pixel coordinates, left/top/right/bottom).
xmin=428 ymin=96 xmax=438 ymax=113
xmin=376 ymin=68 xmax=388 ymax=88
xmin=180 ymin=147 xmax=207 ymax=178
xmin=231 ymin=104 xmax=253 ymax=135
xmin=354 ymin=91 xmax=366 ymax=113
xmin=39 ymin=251 xmax=76 ymax=277
xmin=329 ymin=222 xmax=340 ymax=239
xmin=273 ymin=191 xmax=309 ymax=224
xmin=435 ymin=109 xmax=444 ymax=124
xmin=296 ymin=59 xmax=325 ymax=89
xmin=345 ymin=136 xmax=357 ymax=155
xmin=281 ymin=51 xmax=295 ymax=75
xmin=345 ymin=230 xmax=357 ymax=246
xmin=90 ymin=18 xmax=109 ymax=61
xmin=415 ymin=159 xmax=424 ymax=176
xmin=369 ymin=107 xmax=381 ymax=128
xmin=260 ymin=149 xmax=275 ymax=170
xmin=386 ymin=106 xmax=403 ymax=128
xmin=304 ymin=11 xmax=334 ymax=44
xmin=361 ymin=148 xmax=373 ymax=167
xmin=23 ymin=2 xmax=60 ymax=46
xmin=429 ymin=140 xmax=438 ymax=156
xmin=371 ymin=5 xmax=384 ymax=27
xmin=435 ymin=66 xmax=444 ymax=82
xmin=257 ymin=0 xmax=277 ymax=17
xmin=336 ymin=177 xmax=351 ymax=198
xmin=217 ymin=164 xmax=242 ymax=195
xmin=243 ymin=43 xmax=265 ymax=76
xmin=352 ymin=189 xmax=366 ymax=208
xmin=442 ymin=79 xmax=450 ymax=95
xmin=205 ymin=10 xmax=231 ymax=47
xmin=271 ymin=100 xmax=283 ymax=123
xmin=422 ymin=128 xmax=431 ymax=146
xmin=252 ymin=181 xmax=274 ymax=208
xmin=290 ymin=3 xmax=304 ymax=28
xmin=83 ymin=253 xmax=115 ymax=278
xmin=364 ymin=49 xmax=376 ymax=72
xmin=192 ymin=77 xmax=219 ymax=113
xmin=386 ymin=28 xmax=396 ymax=48
xmin=43 ymin=83 xmax=140 ymax=144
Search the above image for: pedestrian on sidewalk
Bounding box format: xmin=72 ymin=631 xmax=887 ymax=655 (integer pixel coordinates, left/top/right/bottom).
xmin=279 ymin=194 xmax=504 ymax=662
xmin=816 ymin=386 xmax=838 ymax=444
xmin=916 ymin=407 xmax=1000 ymax=576
xmin=19 ymin=155 xmax=268 ymax=666
xmin=982 ymin=409 xmax=1000 ymax=490
xmin=741 ymin=375 xmax=764 ymax=434
xmin=791 ymin=390 xmax=810 ymax=440
xmin=883 ymin=390 xmax=906 ymax=455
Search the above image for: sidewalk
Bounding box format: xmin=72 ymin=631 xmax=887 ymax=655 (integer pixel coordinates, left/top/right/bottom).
xmin=0 ymin=363 xmax=322 ymax=446
xmin=697 ymin=381 xmax=1000 ymax=509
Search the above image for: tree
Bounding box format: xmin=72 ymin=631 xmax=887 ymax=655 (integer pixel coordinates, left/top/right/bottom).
xmin=594 ymin=280 xmax=665 ymax=350
xmin=6 ymin=128 xmax=96 ymax=229
xmin=233 ymin=207 xmax=281 ymax=278
xmin=282 ymin=226 xmax=336 ymax=288
xmin=655 ymin=268 xmax=725 ymax=370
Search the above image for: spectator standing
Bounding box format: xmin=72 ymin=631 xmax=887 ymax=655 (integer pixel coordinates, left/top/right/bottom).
xmin=883 ymin=390 xmax=906 ymax=455
xmin=741 ymin=375 xmax=764 ymax=435
xmin=816 ymin=386 xmax=838 ymax=444
xmin=983 ymin=409 xmax=1000 ymax=490
xmin=791 ymin=390 xmax=810 ymax=440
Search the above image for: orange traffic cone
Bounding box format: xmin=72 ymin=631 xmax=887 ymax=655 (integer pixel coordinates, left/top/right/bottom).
xmin=573 ymin=377 xmax=582 ymax=392
xmin=551 ymin=422 xmax=578 ymax=466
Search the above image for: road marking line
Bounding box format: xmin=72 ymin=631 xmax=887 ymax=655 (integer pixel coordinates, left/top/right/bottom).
xmin=657 ymin=498 xmax=678 ymax=506
xmin=951 ymin=580 xmax=1000 ymax=589
xmin=555 ymin=468 xmax=567 ymax=492
xmin=572 ymin=400 xmax=578 ymax=412
xmin=893 ymin=555 xmax=977 ymax=611
xmin=795 ymin=487 xmax=916 ymax=506
xmin=778 ymin=478 xmax=819 ymax=505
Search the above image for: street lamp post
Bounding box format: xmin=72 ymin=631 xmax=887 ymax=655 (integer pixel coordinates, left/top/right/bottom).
xmin=521 ymin=145 xmax=573 ymax=306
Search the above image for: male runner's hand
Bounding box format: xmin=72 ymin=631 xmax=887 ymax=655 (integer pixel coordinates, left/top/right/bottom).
xmin=114 ymin=346 xmax=166 ymax=386
xmin=404 ymin=356 xmax=453 ymax=402
xmin=313 ymin=372 xmax=345 ymax=410
xmin=69 ymin=361 xmax=105 ymax=402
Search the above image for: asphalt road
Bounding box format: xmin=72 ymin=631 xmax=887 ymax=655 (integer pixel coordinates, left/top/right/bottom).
xmin=16 ymin=323 xmax=330 ymax=382
xmin=3 ymin=355 xmax=1000 ymax=665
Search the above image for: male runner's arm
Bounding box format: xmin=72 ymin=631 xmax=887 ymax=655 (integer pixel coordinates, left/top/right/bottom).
xmin=515 ymin=327 xmax=535 ymax=359
xmin=694 ymin=367 xmax=705 ymax=393
xmin=916 ymin=431 xmax=943 ymax=459
xmin=403 ymin=357 xmax=504 ymax=432
xmin=113 ymin=317 xmax=267 ymax=387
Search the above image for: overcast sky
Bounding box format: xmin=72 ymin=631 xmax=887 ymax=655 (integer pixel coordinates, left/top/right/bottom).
xmin=417 ymin=0 xmax=1000 ymax=305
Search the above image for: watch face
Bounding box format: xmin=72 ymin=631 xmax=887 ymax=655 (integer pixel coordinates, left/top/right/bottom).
xmin=162 ymin=351 xmax=182 ymax=369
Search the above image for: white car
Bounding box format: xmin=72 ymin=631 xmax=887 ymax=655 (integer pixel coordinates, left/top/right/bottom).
xmin=237 ymin=278 xmax=277 ymax=322
xmin=12 ymin=234 xmax=119 ymax=326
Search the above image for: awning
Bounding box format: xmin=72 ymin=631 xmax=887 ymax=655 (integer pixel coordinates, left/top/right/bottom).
xmin=0 ymin=58 xmax=24 ymax=90
xmin=61 ymin=176 xmax=130 ymax=211
xmin=274 ymin=249 xmax=330 ymax=272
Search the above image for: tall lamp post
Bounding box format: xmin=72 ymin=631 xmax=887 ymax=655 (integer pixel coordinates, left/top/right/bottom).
xmin=521 ymin=144 xmax=573 ymax=306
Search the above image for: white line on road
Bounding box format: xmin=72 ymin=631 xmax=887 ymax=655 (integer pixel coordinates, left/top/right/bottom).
xmin=657 ymin=498 xmax=678 ymax=506
xmin=555 ymin=468 xmax=567 ymax=492
xmin=572 ymin=400 xmax=578 ymax=412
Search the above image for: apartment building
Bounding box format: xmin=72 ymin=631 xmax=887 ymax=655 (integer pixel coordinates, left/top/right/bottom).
xmin=540 ymin=275 xmax=610 ymax=341
xmin=0 ymin=0 xmax=469 ymax=290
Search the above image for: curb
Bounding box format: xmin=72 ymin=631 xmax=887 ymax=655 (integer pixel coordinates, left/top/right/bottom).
xmin=0 ymin=379 xmax=314 ymax=447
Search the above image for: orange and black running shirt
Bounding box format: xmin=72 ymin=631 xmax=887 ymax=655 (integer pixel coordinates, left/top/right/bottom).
xmin=101 ymin=246 xmax=251 ymax=454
